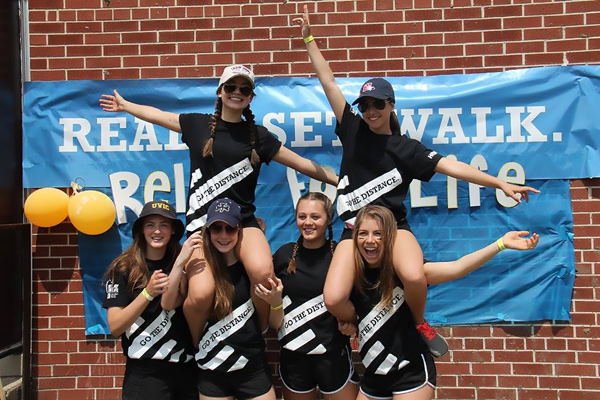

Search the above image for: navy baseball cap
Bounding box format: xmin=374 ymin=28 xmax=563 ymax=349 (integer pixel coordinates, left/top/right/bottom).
xmin=206 ymin=198 xmax=242 ymax=228
xmin=132 ymin=201 xmax=184 ymax=241
xmin=352 ymin=78 xmax=395 ymax=105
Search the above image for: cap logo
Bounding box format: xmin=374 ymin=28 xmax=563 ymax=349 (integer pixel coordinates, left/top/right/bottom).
xmin=152 ymin=202 xmax=171 ymax=211
xmin=361 ymin=82 xmax=375 ymax=93
xmin=215 ymin=201 xmax=231 ymax=213
xmin=231 ymin=65 xmax=251 ymax=75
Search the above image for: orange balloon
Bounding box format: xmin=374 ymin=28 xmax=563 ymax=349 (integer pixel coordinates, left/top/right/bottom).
xmin=24 ymin=188 xmax=69 ymax=227
xmin=68 ymin=190 xmax=116 ymax=235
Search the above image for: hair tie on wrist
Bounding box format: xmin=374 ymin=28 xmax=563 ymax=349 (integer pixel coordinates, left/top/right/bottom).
xmin=303 ymin=35 xmax=315 ymax=44
xmin=270 ymin=303 xmax=283 ymax=311
xmin=496 ymin=238 xmax=506 ymax=251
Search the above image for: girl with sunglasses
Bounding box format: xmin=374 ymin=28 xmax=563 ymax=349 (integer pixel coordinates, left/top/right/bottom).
xmin=347 ymin=205 xmax=538 ymax=400
xmin=293 ymin=6 xmax=539 ymax=358
xmin=185 ymin=197 xmax=282 ymax=400
xmin=100 ymin=64 xmax=338 ymax=347
xmin=103 ymin=201 xmax=198 ymax=400
xmin=269 ymin=192 xmax=359 ymax=400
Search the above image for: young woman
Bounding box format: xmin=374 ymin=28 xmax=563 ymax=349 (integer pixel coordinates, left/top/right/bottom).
xmin=100 ymin=64 xmax=338 ymax=346
xmin=347 ymin=205 xmax=539 ymax=400
xmin=293 ymin=6 xmax=539 ymax=357
xmin=176 ymin=197 xmax=283 ymax=400
xmin=269 ymin=192 xmax=359 ymax=400
xmin=103 ymin=200 xmax=198 ymax=400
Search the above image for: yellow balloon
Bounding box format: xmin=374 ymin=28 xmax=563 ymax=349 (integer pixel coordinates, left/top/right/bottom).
xmin=68 ymin=190 xmax=116 ymax=235
xmin=24 ymin=188 xmax=69 ymax=227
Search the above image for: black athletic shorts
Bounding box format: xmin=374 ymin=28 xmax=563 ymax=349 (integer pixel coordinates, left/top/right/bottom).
xmin=279 ymin=344 xmax=359 ymax=394
xmin=198 ymin=356 xmax=273 ymax=399
xmin=122 ymin=358 xmax=198 ymax=400
xmin=340 ymin=218 xmax=411 ymax=241
xmin=360 ymin=353 xmax=436 ymax=399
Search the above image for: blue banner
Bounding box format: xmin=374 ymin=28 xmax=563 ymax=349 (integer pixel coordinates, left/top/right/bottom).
xmin=22 ymin=66 xmax=588 ymax=334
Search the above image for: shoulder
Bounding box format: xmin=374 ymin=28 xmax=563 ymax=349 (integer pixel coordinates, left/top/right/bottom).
xmin=273 ymin=242 xmax=295 ymax=271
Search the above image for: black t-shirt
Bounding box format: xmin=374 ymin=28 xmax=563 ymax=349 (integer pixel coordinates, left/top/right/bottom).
xmin=195 ymin=261 xmax=265 ymax=372
xmin=103 ymin=256 xmax=195 ymax=363
xmin=350 ymin=266 xmax=426 ymax=375
xmin=179 ymin=113 xmax=282 ymax=233
xmin=273 ymin=241 xmax=350 ymax=355
xmin=335 ymin=103 xmax=443 ymax=226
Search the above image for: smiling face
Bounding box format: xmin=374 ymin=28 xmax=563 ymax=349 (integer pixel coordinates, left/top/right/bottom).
xmin=359 ymin=96 xmax=394 ymax=135
xmin=356 ymin=216 xmax=383 ymax=267
xmin=218 ymin=76 xmax=254 ymax=113
xmin=296 ymin=199 xmax=329 ymax=248
xmin=208 ymin=221 xmax=240 ymax=256
xmin=143 ymin=215 xmax=174 ymax=257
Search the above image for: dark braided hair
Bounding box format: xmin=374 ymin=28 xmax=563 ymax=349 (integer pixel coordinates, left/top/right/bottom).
xmin=287 ymin=192 xmax=335 ymax=275
xmin=202 ymin=98 xmax=222 ymax=158
xmin=242 ymin=106 xmax=261 ymax=166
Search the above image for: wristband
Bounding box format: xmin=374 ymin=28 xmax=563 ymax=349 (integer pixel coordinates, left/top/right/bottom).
xmin=303 ymin=35 xmax=314 ymax=44
xmin=496 ymin=238 xmax=506 ymax=251
xmin=142 ymin=288 xmax=154 ymax=301
xmin=270 ymin=303 xmax=283 ymax=311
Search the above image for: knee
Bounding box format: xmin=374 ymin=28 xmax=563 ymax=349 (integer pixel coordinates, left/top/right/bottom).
xmin=323 ymin=289 xmax=344 ymax=312
xmin=185 ymin=284 xmax=214 ymax=312
xmin=401 ymin=271 xmax=427 ymax=288
xmin=245 ymin=262 xmax=274 ymax=287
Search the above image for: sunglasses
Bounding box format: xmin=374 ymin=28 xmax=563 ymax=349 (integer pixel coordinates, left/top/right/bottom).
xmin=208 ymin=224 xmax=239 ymax=235
xmin=222 ymin=83 xmax=254 ymax=97
xmin=357 ymin=99 xmax=390 ymax=113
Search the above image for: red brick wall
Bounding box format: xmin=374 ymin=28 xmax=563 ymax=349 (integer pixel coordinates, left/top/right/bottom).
xmin=28 ymin=1 xmax=600 ymax=399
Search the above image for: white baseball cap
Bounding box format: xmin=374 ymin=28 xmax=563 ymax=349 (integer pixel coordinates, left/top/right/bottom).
xmin=218 ymin=64 xmax=255 ymax=89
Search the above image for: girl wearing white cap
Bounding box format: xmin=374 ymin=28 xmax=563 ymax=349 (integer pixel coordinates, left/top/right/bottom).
xmin=345 ymin=205 xmax=538 ymax=400
xmin=100 ymin=65 xmax=338 ymax=347
xmin=103 ymin=200 xmax=199 ymax=400
xmin=293 ymin=6 xmax=539 ymax=359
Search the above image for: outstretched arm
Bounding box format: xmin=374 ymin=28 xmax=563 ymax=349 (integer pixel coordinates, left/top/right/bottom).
xmin=424 ymin=231 xmax=540 ymax=285
xmin=434 ymin=157 xmax=540 ymax=203
xmin=293 ymin=5 xmax=347 ymax=122
xmin=99 ymin=89 xmax=182 ymax=133
xmin=273 ymin=145 xmax=339 ymax=186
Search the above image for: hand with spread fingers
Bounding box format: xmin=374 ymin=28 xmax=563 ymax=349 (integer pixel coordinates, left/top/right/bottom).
xmin=502 ymin=231 xmax=540 ymax=250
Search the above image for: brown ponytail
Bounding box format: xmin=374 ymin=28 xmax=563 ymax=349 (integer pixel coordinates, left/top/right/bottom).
xmin=242 ymin=106 xmax=261 ymax=166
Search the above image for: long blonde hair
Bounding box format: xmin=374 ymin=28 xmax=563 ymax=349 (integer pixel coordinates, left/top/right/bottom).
xmin=352 ymin=205 xmax=398 ymax=309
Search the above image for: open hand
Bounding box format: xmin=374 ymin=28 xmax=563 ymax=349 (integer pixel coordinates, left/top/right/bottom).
xmin=502 ymin=231 xmax=539 ymax=251
xmin=500 ymin=182 xmax=540 ymax=203
xmin=99 ymin=89 xmax=126 ymax=112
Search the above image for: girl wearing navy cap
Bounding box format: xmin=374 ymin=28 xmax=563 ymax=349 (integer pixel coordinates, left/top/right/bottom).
xmin=294 ymin=6 xmax=539 ymax=358
xmin=175 ymin=197 xmax=282 ymax=400
xmin=100 ymin=64 xmax=338 ymax=349
xmin=103 ymin=200 xmax=199 ymax=400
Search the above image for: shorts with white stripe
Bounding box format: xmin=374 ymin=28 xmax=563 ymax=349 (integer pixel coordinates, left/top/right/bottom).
xmin=360 ymin=353 xmax=436 ymax=400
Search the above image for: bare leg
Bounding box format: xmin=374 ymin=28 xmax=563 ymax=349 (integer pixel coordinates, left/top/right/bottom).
xmin=237 ymin=227 xmax=275 ymax=331
xmin=183 ymin=247 xmax=214 ymax=348
xmin=324 ymin=381 xmax=359 ymax=400
xmin=392 ymin=231 xmax=426 ymax=324
xmin=394 ymin=384 xmax=434 ymax=400
xmin=323 ymin=239 xmax=357 ymax=322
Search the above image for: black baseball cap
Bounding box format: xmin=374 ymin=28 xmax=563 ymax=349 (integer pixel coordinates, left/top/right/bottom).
xmin=132 ymin=201 xmax=184 ymax=242
xmin=352 ymin=78 xmax=395 ymax=105
xmin=206 ymin=198 xmax=242 ymax=228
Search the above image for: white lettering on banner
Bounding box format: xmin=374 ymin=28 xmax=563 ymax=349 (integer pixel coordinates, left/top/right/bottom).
xmin=58 ymin=117 xmax=188 ymax=153
xmin=109 ymin=163 xmax=186 ymax=224
xmin=196 ymin=299 xmax=254 ymax=359
xmin=337 ymin=169 xmax=403 ymax=217
xmin=278 ymin=295 xmax=327 ymax=339
xmin=187 ymin=158 xmax=253 ymax=216
xmin=290 ymin=112 xmax=323 ymax=147
xmin=357 ymin=287 xmax=404 ymax=352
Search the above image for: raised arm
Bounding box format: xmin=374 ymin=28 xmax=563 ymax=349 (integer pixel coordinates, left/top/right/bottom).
xmin=273 ymin=145 xmax=339 ymax=186
xmin=424 ymin=231 xmax=540 ymax=285
xmin=293 ymin=5 xmax=347 ymax=122
xmin=99 ymin=89 xmax=182 ymax=133
xmin=162 ymin=232 xmax=203 ymax=310
xmin=434 ymin=157 xmax=540 ymax=203
xmin=107 ymin=269 xmax=169 ymax=337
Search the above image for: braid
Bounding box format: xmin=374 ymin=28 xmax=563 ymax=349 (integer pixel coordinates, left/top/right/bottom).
xmin=203 ymin=98 xmax=222 ymax=158
xmin=287 ymin=236 xmax=303 ymax=275
xmin=390 ymin=108 xmax=401 ymax=136
xmin=328 ymin=224 xmax=335 ymax=257
xmin=242 ymin=106 xmax=261 ymax=166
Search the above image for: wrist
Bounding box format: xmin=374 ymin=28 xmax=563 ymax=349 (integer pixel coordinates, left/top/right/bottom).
xmin=303 ymin=35 xmax=315 ymax=44
xmin=496 ymin=237 xmax=506 ymax=251
xmin=270 ymin=302 xmax=284 ymax=311
xmin=142 ymin=288 xmax=155 ymax=301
